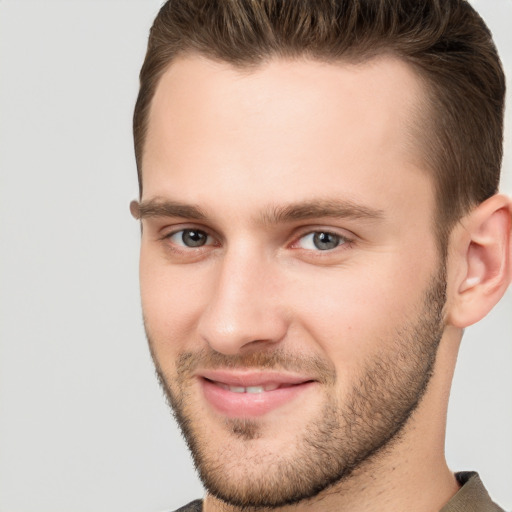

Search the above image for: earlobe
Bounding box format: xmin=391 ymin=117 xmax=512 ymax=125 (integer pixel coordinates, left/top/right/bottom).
xmin=447 ymin=194 xmax=511 ymax=328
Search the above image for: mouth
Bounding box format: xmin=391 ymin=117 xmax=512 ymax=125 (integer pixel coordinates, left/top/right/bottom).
xmin=198 ymin=370 xmax=316 ymax=417
xmin=208 ymin=380 xmax=298 ymax=393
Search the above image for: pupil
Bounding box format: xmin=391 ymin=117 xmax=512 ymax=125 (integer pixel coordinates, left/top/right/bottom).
xmin=182 ymin=230 xmax=206 ymax=247
xmin=313 ymin=232 xmax=339 ymax=250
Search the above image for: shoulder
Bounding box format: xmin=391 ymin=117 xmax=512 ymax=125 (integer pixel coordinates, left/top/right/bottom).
xmin=441 ymin=472 xmax=505 ymax=512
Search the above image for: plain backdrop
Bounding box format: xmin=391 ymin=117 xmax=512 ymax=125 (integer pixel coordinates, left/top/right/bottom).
xmin=0 ymin=1 xmax=511 ymax=511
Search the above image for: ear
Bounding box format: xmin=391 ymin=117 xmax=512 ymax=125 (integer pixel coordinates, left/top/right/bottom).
xmin=130 ymin=200 xmax=141 ymax=219
xmin=446 ymin=194 xmax=511 ymax=328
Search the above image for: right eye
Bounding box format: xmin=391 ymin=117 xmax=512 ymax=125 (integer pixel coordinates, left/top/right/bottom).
xmin=167 ymin=229 xmax=213 ymax=248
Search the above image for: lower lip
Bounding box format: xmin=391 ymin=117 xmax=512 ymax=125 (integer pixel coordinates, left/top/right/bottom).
xmin=201 ymin=378 xmax=316 ymax=418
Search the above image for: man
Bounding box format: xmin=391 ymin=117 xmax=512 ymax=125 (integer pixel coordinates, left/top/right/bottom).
xmin=130 ymin=1 xmax=511 ymax=511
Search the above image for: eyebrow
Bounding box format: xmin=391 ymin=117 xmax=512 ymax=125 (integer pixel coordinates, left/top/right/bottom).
xmin=132 ymin=197 xmax=384 ymax=224
xmin=259 ymin=199 xmax=384 ymax=225
xmin=133 ymin=198 xmax=207 ymax=220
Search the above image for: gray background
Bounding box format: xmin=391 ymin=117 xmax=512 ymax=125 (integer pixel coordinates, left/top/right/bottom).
xmin=0 ymin=1 xmax=510 ymax=511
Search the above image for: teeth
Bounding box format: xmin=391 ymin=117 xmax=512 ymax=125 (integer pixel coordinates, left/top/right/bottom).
xmin=246 ymin=386 xmax=264 ymax=394
xmin=215 ymin=382 xmax=281 ymax=393
xmin=228 ymin=386 xmax=246 ymax=393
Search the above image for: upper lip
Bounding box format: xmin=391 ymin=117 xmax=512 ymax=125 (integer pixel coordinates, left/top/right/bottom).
xmin=198 ymin=369 xmax=315 ymax=388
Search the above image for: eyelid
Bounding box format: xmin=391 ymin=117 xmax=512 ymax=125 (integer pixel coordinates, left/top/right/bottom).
xmin=159 ymin=224 xmax=219 ymax=248
xmin=159 ymin=222 xmax=212 ymax=239
xmin=170 ymin=230 xmax=213 ymax=247
xmin=299 ymin=233 xmax=345 ymax=250
xmin=156 ymin=223 xmax=354 ymax=254
xmin=289 ymin=227 xmax=355 ymax=249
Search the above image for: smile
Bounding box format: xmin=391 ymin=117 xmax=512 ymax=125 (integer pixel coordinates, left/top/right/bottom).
xmin=198 ymin=371 xmax=316 ymax=417
xmin=213 ymin=381 xmax=295 ymax=393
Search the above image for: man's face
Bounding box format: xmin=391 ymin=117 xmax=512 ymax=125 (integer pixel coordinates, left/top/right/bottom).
xmin=138 ymin=56 xmax=446 ymax=507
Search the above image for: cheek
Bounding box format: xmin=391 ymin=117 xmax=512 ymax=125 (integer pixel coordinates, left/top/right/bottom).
xmin=288 ymin=260 xmax=429 ymax=367
xmin=139 ymin=251 xmax=210 ymax=356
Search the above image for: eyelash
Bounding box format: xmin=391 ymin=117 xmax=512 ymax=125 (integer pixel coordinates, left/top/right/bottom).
xmin=159 ymin=227 xmax=217 ymax=257
xmin=160 ymin=226 xmax=354 ymax=256
xmin=291 ymin=231 xmax=352 ymax=252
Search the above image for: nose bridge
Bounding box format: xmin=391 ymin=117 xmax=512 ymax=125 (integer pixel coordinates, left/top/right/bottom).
xmin=198 ymin=242 xmax=287 ymax=354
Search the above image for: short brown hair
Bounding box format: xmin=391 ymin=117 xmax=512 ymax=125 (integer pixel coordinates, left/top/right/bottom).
xmin=133 ymin=0 xmax=505 ymax=242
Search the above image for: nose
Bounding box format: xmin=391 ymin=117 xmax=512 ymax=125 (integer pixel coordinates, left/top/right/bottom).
xmin=197 ymin=248 xmax=289 ymax=355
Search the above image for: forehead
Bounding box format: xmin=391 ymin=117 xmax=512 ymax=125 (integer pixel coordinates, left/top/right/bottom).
xmin=142 ymin=55 xmax=432 ymax=224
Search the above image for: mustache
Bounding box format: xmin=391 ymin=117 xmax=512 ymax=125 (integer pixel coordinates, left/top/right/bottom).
xmin=174 ymin=348 xmax=337 ymax=385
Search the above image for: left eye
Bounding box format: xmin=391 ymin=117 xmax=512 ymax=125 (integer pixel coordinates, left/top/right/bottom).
xmin=297 ymin=231 xmax=346 ymax=251
xmin=168 ymin=229 xmax=212 ymax=248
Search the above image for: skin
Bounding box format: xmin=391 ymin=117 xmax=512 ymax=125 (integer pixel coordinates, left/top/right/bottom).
xmin=133 ymin=55 xmax=511 ymax=512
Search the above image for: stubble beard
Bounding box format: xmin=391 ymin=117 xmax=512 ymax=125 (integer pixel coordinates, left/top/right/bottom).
xmin=147 ymin=268 xmax=446 ymax=509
